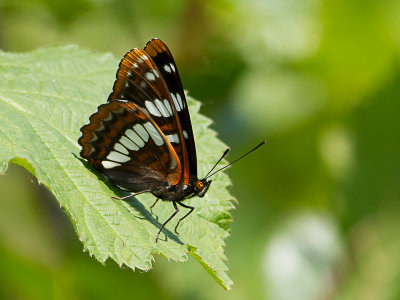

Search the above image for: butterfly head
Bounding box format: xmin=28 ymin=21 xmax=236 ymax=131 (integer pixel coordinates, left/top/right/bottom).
xmin=194 ymin=179 xmax=212 ymax=197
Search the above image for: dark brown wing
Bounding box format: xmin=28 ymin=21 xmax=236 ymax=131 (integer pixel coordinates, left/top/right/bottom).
xmin=79 ymin=100 xmax=181 ymax=192
xmin=107 ymin=46 xmax=192 ymax=185
xmin=144 ymin=38 xmax=197 ymax=179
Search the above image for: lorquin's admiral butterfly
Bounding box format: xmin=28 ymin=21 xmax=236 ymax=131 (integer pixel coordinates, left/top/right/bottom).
xmin=79 ymin=38 xmax=265 ymax=242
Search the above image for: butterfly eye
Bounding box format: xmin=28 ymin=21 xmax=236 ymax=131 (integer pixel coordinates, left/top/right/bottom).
xmin=195 ymin=181 xmax=204 ymax=191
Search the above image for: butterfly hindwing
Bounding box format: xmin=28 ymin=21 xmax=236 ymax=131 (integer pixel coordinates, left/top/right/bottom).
xmin=79 ymin=100 xmax=182 ymax=192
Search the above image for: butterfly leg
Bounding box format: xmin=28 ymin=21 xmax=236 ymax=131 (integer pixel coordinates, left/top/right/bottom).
xmin=155 ymin=201 xmax=179 ymax=243
xmin=174 ymin=202 xmax=194 ymax=234
xmin=111 ymin=190 xmax=149 ymax=200
xmin=150 ymin=198 xmax=160 ymax=209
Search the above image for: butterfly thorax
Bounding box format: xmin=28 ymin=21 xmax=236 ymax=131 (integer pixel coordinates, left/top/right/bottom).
xmin=151 ymin=178 xmax=212 ymax=202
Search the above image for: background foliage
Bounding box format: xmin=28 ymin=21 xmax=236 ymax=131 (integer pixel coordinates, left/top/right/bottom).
xmin=1 ymin=0 xmax=400 ymax=299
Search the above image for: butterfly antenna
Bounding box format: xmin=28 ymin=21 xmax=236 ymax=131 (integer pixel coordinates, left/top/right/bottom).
xmin=205 ymin=140 xmax=266 ymax=179
xmin=204 ymin=147 xmax=231 ymax=179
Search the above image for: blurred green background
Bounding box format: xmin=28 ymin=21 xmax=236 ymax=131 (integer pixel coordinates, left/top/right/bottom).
xmin=1 ymin=0 xmax=400 ymax=299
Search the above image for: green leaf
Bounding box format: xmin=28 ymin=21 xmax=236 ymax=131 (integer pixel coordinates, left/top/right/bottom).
xmin=0 ymin=45 xmax=234 ymax=290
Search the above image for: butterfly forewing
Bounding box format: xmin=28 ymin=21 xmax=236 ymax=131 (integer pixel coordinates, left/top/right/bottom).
xmin=107 ymin=45 xmax=193 ymax=185
xmin=144 ymin=39 xmax=198 ymax=178
xmin=79 ymin=100 xmax=182 ymax=192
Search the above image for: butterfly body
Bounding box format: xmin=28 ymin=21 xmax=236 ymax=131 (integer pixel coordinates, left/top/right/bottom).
xmin=152 ymin=179 xmax=211 ymax=202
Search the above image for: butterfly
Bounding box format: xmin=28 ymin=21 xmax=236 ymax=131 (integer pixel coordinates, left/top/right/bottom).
xmin=78 ymin=38 xmax=265 ymax=242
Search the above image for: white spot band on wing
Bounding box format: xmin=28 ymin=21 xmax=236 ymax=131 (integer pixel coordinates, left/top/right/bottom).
xmin=166 ymin=133 xmax=180 ymax=144
xmin=102 ymin=161 xmax=121 ymax=169
xmin=107 ymin=151 xmax=130 ymax=163
xmin=119 ymin=135 xmax=139 ymax=151
xmin=176 ymin=93 xmax=184 ymax=109
xmin=145 ymin=101 xmax=161 ymax=117
xmin=114 ymin=142 xmax=129 ymax=155
xmin=126 ymin=128 xmax=145 ymax=147
xmin=163 ymin=99 xmax=173 ymax=116
xmin=143 ymin=122 xmax=163 ymax=146
xmin=133 ymin=124 xmax=149 ymax=142
xmin=164 ymin=64 xmax=172 ymax=73
xmin=170 ymin=93 xmax=181 ymax=111
xmin=155 ymin=99 xmax=170 ymax=117
xmin=145 ymin=71 xmax=156 ymax=81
